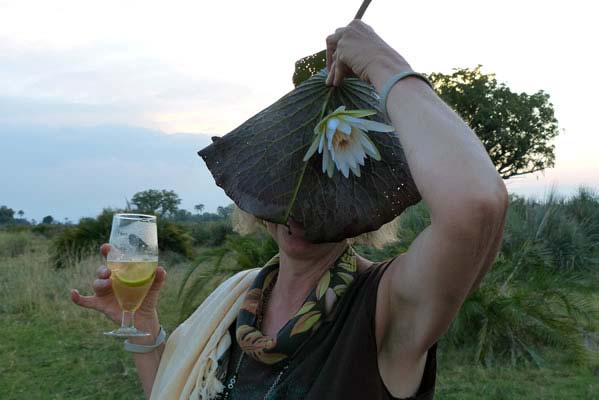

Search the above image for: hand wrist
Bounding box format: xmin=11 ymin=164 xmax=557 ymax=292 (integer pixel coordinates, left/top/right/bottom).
xmin=128 ymin=317 xmax=161 ymax=345
xmin=367 ymin=52 xmax=412 ymax=92
xmin=125 ymin=325 xmax=167 ymax=353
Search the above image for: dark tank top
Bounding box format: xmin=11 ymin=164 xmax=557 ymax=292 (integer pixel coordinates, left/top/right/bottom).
xmin=220 ymin=259 xmax=437 ymax=400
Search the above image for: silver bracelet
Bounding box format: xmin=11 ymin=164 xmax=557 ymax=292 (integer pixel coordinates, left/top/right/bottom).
xmin=379 ymin=71 xmax=434 ymax=121
xmin=123 ymin=326 xmax=167 ymax=353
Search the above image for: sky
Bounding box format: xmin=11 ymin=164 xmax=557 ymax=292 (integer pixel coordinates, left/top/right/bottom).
xmin=1 ymin=0 xmax=598 ymax=221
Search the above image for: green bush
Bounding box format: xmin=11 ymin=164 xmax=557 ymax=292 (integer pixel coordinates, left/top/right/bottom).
xmin=157 ymin=220 xmax=194 ymax=259
xmin=0 ymin=232 xmax=30 ymax=258
xmin=31 ymin=223 xmax=66 ymax=239
xmin=445 ymin=265 xmax=597 ymax=367
xmin=50 ymin=210 xmax=113 ymax=269
xmin=50 ymin=210 xmax=194 ymax=269
xmin=504 ymin=189 xmax=599 ymax=272
xmin=444 ymin=187 xmax=599 ymax=366
xmin=187 ymin=220 xmax=233 ymax=247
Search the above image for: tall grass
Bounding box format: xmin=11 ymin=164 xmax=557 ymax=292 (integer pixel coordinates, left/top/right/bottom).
xmin=0 ymin=236 xmax=186 ymax=330
xmin=0 ymin=231 xmax=31 ymax=258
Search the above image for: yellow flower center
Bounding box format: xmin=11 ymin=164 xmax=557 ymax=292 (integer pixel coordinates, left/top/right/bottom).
xmin=332 ymin=129 xmax=351 ymax=151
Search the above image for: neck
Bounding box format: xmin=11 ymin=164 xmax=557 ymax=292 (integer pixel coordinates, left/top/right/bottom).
xmin=271 ymin=241 xmax=348 ymax=311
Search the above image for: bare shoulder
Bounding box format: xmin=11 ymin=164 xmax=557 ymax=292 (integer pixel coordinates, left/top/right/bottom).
xmin=355 ymin=253 xmax=375 ymax=273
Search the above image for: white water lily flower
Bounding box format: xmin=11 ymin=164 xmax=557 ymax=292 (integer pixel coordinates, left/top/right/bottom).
xmin=303 ymin=106 xmax=394 ymax=178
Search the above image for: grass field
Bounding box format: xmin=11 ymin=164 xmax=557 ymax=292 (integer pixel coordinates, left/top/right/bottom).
xmin=1 ymin=233 xmax=597 ymax=399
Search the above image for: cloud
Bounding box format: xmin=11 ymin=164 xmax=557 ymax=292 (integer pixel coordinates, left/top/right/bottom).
xmin=0 ymin=39 xmax=254 ymax=131
xmin=0 ymin=123 xmax=230 ymax=222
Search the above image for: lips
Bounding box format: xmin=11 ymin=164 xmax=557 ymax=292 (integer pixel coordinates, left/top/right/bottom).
xmin=287 ymin=217 xmax=305 ymax=234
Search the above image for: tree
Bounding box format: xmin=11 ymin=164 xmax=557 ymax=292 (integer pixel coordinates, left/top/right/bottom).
xmin=131 ymin=189 xmax=181 ymax=217
xmin=0 ymin=206 xmax=15 ymax=224
xmin=217 ymin=204 xmax=234 ymax=219
xmin=428 ymin=66 xmax=560 ymax=179
xmin=17 ymin=210 xmax=24 ymax=218
xmin=172 ymin=209 xmax=193 ymax=221
xmin=42 ymin=215 xmax=54 ymax=224
xmin=194 ymin=204 xmax=205 ymax=214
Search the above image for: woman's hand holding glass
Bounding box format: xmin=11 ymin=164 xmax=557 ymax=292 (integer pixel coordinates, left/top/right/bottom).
xmin=70 ymin=243 xmax=167 ymax=335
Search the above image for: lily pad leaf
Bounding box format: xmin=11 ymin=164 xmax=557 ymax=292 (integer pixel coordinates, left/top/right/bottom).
xmin=198 ymin=69 xmax=421 ymax=243
xmin=292 ymin=49 xmax=327 ymax=87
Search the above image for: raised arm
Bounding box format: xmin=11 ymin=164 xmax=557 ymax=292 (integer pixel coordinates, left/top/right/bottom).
xmin=326 ymin=20 xmax=508 ymax=397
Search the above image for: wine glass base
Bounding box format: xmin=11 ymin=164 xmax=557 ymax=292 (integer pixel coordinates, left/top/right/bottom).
xmin=104 ymin=327 xmax=151 ymax=337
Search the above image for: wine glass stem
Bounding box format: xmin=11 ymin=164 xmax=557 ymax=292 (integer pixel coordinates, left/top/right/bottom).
xmin=122 ymin=310 xmax=135 ymax=330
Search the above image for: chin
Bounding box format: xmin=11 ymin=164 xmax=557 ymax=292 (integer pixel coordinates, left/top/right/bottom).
xmin=276 ymin=226 xmax=318 ymax=256
xmin=267 ymin=219 xmax=336 ymax=258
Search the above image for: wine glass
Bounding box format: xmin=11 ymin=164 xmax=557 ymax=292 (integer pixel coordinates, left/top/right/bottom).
xmin=103 ymin=213 xmax=158 ymax=337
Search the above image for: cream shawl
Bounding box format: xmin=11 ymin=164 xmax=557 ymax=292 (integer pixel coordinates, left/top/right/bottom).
xmin=150 ymin=268 xmax=260 ymax=400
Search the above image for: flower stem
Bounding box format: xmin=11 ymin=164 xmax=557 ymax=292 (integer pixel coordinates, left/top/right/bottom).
xmin=354 ymin=0 xmax=373 ymax=20
xmin=282 ymin=86 xmax=334 ymax=227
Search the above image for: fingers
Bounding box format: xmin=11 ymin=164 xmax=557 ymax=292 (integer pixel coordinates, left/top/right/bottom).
xmin=326 ymin=27 xmax=345 ymax=70
xmin=333 ymin=57 xmax=352 ymax=87
xmin=100 ymin=243 xmax=111 ymax=258
xmin=326 ymin=61 xmax=336 ymax=86
xmin=96 ymin=265 xmax=111 ymax=279
xmin=70 ymin=289 xmax=98 ymax=310
xmin=92 ymin=277 xmax=113 ymax=296
xmin=326 ymin=26 xmax=356 ymax=86
xmin=149 ymin=266 xmax=167 ymax=292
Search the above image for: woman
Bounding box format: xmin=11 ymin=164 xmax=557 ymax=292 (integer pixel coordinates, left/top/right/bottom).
xmin=71 ymin=20 xmax=508 ymax=399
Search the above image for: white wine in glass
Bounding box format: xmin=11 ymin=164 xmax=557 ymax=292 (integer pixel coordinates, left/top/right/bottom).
xmin=104 ymin=213 xmax=158 ymax=337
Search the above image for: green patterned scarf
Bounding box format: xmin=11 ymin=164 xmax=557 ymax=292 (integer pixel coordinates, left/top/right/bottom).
xmin=235 ymin=245 xmax=358 ymax=365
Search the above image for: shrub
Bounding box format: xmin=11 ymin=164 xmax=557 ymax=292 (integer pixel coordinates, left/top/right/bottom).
xmin=157 ymin=220 xmax=194 ymax=259
xmin=50 ymin=210 xmax=113 ymax=269
xmin=445 ymin=265 xmax=597 ymax=367
xmin=51 ymin=210 xmax=194 ymax=269
xmin=187 ymin=220 xmax=234 ymax=247
xmin=32 ymin=223 xmax=66 ymax=239
xmin=504 ymin=189 xmax=599 ymax=273
xmin=445 ymin=187 xmax=599 ymax=366
xmin=0 ymin=232 xmax=30 ymax=258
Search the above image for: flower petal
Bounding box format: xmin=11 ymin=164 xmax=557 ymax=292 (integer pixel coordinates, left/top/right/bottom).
xmin=318 ymin=134 xmax=325 ymax=153
xmin=350 ymin=162 xmax=362 ymax=177
xmin=336 ymin=121 xmax=352 ymax=135
xmin=314 ymin=118 xmax=327 ymax=135
xmin=326 ymin=120 xmax=338 ymax=151
xmin=325 ymin=147 xmax=335 ymax=178
xmin=338 ymin=109 xmax=377 ymax=118
xmin=333 ymin=150 xmax=351 ymax=178
xmin=358 ymin=131 xmax=381 ymax=160
xmin=329 ymin=142 xmax=336 ymax=161
xmin=303 ymin=134 xmax=321 ymax=162
xmin=332 ymin=105 xmax=346 ymax=114
xmin=322 ymin=144 xmax=331 ymax=174
xmin=345 ymin=116 xmax=395 ymax=132
xmin=327 ymin=117 xmax=340 ymax=132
